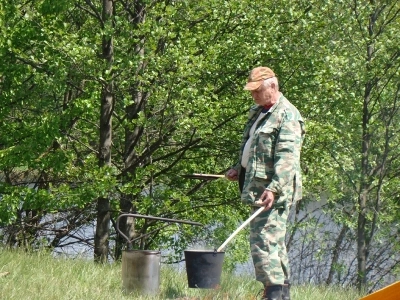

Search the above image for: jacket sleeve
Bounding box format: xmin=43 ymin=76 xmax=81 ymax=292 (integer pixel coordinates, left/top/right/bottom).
xmin=266 ymin=111 xmax=303 ymax=200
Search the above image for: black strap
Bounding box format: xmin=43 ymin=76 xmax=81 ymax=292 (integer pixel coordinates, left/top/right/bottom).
xmin=239 ymin=167 xmax=246 ymax=193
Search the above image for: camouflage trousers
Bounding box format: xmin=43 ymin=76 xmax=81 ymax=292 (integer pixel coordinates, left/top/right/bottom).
xmin=249 ymin=204 xmax=291 ymax=286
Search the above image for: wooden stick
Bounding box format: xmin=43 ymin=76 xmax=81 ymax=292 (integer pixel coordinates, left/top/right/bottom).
xmin=217 ymin=206 xmax=265 ymax=252
xmin=192 ymin=173 xmax=225 ymax=178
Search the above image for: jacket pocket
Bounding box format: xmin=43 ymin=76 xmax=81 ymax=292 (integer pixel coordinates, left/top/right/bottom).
xmin=254 ymin=128 xmax=277 ymax=179
xmin=276 ymin=134 xmax=295 ymax=153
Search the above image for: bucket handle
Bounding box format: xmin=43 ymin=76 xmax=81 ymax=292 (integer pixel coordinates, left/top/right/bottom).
xmin=116 ymin=213 xmax=203 ymax=248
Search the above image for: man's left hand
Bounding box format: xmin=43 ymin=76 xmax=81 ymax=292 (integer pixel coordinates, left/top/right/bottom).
xmin=255 ymin=190 xmax=275 ymax=210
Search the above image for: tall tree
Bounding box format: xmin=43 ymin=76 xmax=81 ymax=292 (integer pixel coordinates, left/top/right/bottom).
xmin=283 ymin=0 xmax=400 ymax=292
xmin=355 ymin=0 xmax=400 ymax=290
xmin=94 ymin=0 xmax=115 ymax=263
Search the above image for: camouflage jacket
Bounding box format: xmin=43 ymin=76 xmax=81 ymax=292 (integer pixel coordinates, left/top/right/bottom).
xmin=233 ymin=94 xmax=305 ymax=206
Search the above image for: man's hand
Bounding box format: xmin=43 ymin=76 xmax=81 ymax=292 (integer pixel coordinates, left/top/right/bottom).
xmin=255 ymin=189 xmax=275 ymax=210
xmin=225 ymin=168 xmax=238 ymax=181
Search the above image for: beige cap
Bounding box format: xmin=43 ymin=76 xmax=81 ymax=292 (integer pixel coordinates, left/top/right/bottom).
xmin=244 ymin=66 xmax=275 ymax=90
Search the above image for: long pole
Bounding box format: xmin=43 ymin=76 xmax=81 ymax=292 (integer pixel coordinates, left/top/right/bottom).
xmin=217 ymin=206 xmax=265 ymax=252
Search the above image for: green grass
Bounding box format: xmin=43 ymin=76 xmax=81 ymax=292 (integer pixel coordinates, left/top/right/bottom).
xmin=0 ymin=249 xmax=364 ymax=300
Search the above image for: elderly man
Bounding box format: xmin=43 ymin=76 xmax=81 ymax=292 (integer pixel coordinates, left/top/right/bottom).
xmin=226 ymin=66 xmax=305 ymax=300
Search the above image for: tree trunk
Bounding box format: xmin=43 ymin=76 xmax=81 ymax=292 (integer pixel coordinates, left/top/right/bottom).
xmin=357 ymin=192 xmax=368 ymax=290
xmin=115 ymin=0 xmax=147 ymax=258
xmin=326 ymin=225 xmax=348 ymax=284
xmin=114 ymin=194 xmax=136 ymax=259
xmin=94 ymin=0 xmax=114 ymax=263
xmin=357 ymin=6 xmax=377 ymax=290
xmin=357 ymin=76 xmax=372 ymax=291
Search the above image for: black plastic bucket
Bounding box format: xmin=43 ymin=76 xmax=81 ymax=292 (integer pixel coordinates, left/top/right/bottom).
xmin=184 ymin=250 xmax=225 ymax=289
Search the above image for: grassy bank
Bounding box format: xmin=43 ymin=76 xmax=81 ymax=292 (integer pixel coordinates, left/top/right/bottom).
xmin=0 ymin=249 xmax=364 ymax=299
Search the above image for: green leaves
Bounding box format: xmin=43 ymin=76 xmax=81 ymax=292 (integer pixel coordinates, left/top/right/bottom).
xmin=1 ymin=1 xmax=399 ymax=288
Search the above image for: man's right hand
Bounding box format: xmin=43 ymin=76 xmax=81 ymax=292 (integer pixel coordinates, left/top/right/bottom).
xmin=225 ymin=168 xmax=238 ymax=181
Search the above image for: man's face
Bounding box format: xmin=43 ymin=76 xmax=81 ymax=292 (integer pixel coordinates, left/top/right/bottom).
xmin=250 ymin=82 xmax=274 ymax=106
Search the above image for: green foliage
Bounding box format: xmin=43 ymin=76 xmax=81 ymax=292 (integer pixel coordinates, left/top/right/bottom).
xmin=0 ymin=0 xmax=399 ymax=291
